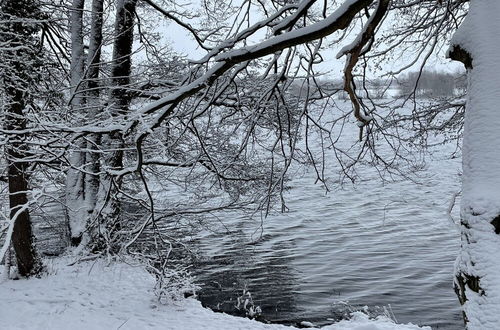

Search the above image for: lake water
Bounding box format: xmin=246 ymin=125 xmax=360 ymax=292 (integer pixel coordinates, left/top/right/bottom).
xmin=187 ymin=103 xmax=464 ymax=329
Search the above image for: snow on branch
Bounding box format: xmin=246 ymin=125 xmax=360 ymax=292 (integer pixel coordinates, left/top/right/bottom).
xmin=214 ymin=0 xmax=374 ymax=63
xmin=134 ymin=0 xmax=374 ymax=135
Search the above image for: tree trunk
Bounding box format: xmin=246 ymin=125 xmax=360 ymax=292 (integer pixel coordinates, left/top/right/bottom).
xmin=66 ymin=0 xmax=87 ymax=246
xmin=85 ymin=0 xmax=104 ymax=192
xmin=449 ymin=1 xmax=500 ymax=328
xmin=2 ymin=244 xmax=11 ymax=281
xmin=81 ymin=0 xmax=104 ymax=246
xmin=109 ymin=0 xmax=137 ymax=112
xmin=4 ymin=88 xmax=39 ymax=276
xmin=91 ymin=0 xmax=137 ymax=250
xmin=1 ymin=0 xmax=41 ymax=277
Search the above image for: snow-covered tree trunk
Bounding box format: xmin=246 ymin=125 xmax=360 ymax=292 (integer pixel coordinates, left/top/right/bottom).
xmin=66 ymin=0 xmax=87 ymax=246
xmin=91 ymin=0 xmax=137 ymax=250
xmin=77 ymin=0 xmax=104 ymax=247
xmin=449 ymin=1 xmax=500 ymax=328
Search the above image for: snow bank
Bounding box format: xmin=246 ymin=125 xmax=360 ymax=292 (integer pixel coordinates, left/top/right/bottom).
xmin=0 ymin=257 xmax=429 ymax=330
xmin=324 ymin=312 xmax=430 ymax=330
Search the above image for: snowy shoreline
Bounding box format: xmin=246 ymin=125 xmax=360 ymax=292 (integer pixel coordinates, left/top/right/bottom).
xmin=0 ymin=257 xmax=430 ymax=330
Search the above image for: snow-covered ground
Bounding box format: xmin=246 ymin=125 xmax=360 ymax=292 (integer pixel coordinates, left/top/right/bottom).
xmin=0 ymin=257 xmax=430 ymax=330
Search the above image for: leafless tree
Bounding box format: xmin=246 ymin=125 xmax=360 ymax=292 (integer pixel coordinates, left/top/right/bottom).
xmin=12 ymin=2 xmax=500 ymax=328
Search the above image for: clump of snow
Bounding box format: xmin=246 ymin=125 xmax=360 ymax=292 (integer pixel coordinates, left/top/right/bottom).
xmin=324 ymin=312 xmax=430 ymax=330
xmin=300 ymin=320 xmax=316 ymax=328
xmin=0 ymin=257 xmax=429 ymax=330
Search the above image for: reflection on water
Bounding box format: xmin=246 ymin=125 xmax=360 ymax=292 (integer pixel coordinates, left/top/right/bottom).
xmin=193 ymin=229 xmax=300 ymax=324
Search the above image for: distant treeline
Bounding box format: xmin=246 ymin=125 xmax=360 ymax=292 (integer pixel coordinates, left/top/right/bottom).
xmin=315 ymin=70 xmax=466 ymax=99
xmin=397 ymin=70 xmax=466 ymax=98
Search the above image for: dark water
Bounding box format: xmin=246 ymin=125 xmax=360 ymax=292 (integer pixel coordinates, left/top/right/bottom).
xmin=187 ymin=131 xmax=464 ymax=328
xmin=130 ymin=101 xmax=464 ymax=328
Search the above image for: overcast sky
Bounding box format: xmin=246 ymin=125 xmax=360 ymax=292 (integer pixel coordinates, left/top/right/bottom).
xmin=156 ymin=2 xmax=465 ymax=81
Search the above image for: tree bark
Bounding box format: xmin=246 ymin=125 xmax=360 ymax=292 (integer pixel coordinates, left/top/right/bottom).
xmin=2 ymin=244 xmax=11 ymax=281
xmin=66 ymin=0 xmax=87 ymax=246
xmin=4 ymin=87 xmax=39 ymax=276
xmin=78 ymin=0 xmax=104 ymax=247
xmin=91 ymin=0 xmax=137 ymax=250
xmin=1 ymin=0 xmax=41 ymax=277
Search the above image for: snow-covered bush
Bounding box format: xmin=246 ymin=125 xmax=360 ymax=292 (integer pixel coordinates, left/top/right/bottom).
xmin=146 ymin=259 xmax=199 ymax=304
xmin=235 ymin=287 xmax=262 ymax=319
xmin=333 ymin=300 xmax=398 ymax=324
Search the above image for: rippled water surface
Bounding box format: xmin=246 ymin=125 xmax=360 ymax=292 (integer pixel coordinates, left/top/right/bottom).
xmin=186 ymin=104 xmax=464 ymax=329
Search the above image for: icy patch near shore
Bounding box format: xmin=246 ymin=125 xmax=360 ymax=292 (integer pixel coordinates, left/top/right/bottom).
xmin=0 ymin=257 xmax=429 ymax=330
